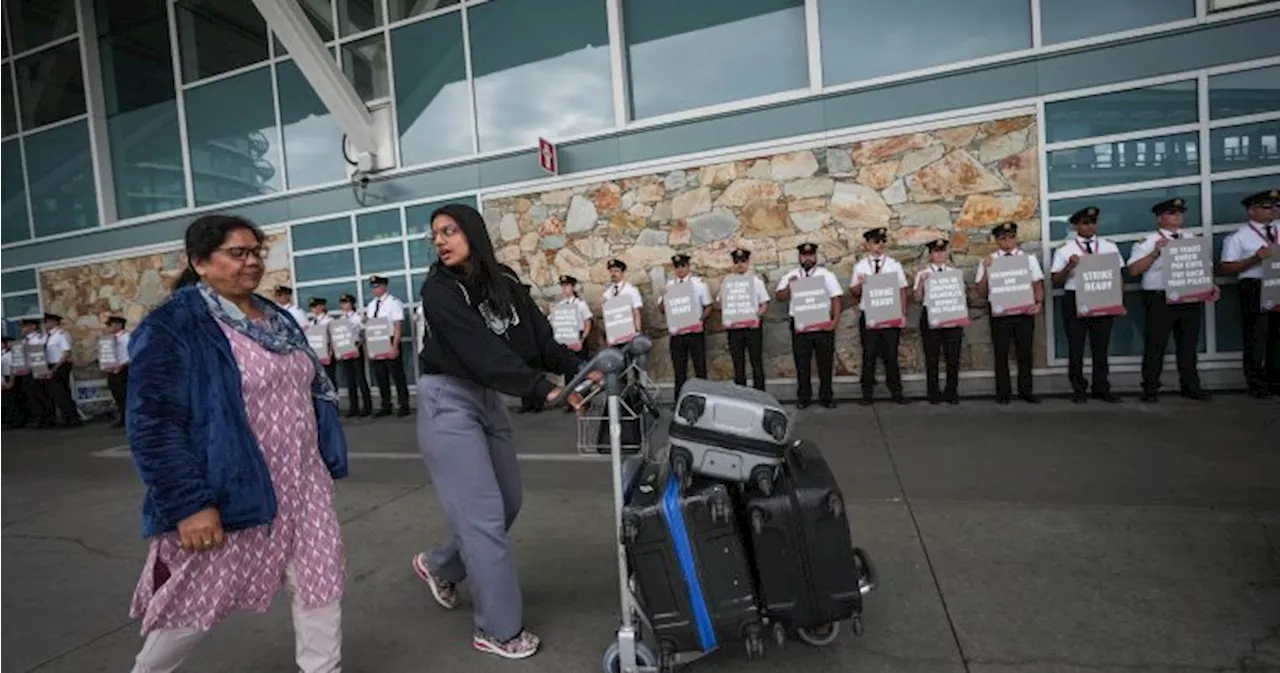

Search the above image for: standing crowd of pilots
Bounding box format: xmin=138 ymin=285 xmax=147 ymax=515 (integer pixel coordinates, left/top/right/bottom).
xmin=534 ymin=189 xmax=1280 ymax=407
xmin=4 ymin=190 xmax=1276 ymax=428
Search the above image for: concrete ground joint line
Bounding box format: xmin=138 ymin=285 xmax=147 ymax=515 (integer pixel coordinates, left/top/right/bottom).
xmin=871 ymin=403 xmax=973 ymax=673
xmin=4 ymin=532 xmax=143 ymax=562
xmin=23 ymin=618 xmax=139 ymax=673
xmin=965 ymin=654 xmax=1244 ymax=672
xmin=337 ymin=483 xmax=428 ymax=526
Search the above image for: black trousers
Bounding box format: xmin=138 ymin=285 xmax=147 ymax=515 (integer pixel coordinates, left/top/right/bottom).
xmin=341 ymin=349 xmax=373 ymax=414
xmin=21 ymin=373 xmax=50 ymax=426
xmin=371 ymin=349 xmax=410 ymax=412
xmin=990 ymin=314 xmax=1035 ymax=400
xmin=791 ymin=328 xmax=835 ymax=404
xmin=670 ymin=332 xmax=707 ymax=396
xmin=727 ymin=328 xmax=766 ymax=390
xmin=7 ymin=375 xmax=32 ymax=427
xmin=859 ymin=315 xmax=902 ymax=399
xmin=920 ymin=311 xmax=962 ymax=400
xmin=1238 ymin=279 xmax=1280 ymax=393
xmin=49 ymin=362 xmax=80 ymax=426
xmin=1061 ymin=292 xmax=1116 ymax=396
xmin=107 ymin=365 xmax=129 ymax=418
xmin=1141 ymin=290 xmax=1202 ymax=394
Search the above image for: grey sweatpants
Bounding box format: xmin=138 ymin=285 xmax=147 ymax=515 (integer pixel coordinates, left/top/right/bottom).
xmin=417 ymin=375 xmax=524 ymax=641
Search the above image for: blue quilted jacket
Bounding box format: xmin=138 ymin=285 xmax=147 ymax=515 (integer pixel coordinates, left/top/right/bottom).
xmin=126 ymin=285 xmax=349 ymax=539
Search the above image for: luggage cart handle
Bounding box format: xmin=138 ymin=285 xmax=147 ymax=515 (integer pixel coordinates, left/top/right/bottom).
xmin=553 ymin=336 xmax=654 ymax=404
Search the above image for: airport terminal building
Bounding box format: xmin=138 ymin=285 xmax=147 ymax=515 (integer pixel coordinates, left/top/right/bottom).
xmin=1 ymin=0 xmax=1277 ymax=403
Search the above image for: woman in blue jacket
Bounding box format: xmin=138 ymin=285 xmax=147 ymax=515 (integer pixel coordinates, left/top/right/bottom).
xmin=126 ymin=214 xmax=350 ymax=673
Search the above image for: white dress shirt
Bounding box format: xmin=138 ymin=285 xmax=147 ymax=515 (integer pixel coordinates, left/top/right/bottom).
xmin=913 ymin=264 xmax=956 ymax=295
xmin=850 ymin=255 xmax=909 ymax=311
xmin=776 ymin=266 xmax=842 ymax=294
xmin=2 ymin=348 xmax=11 ymax=379
xmin=1050 ymin=237 xmax=1123 ymax=291
xmin=307 ymin=313 xmax=334 ymax=327
xmin=1127 ymin=228 xmax=1196 ymax=291
xmin=45 ymin=328 xmax=72 ymax=365
xmin=603 ymin=281 xmax=644 ymax=309
xmin=974 ymin=248 xmax=1046 ymax=284
xmin=556 ymin=296 xmax=594 ymax=331
xmin=365 ymin=294 xmax=405 ymax=322
xmin=280 ymin=303 xmax=308 ymax=326
xmin=1221 ymin=221 xmax=1278 ymax=281
xmin=115 ymin=331 xmax=132 ymax=366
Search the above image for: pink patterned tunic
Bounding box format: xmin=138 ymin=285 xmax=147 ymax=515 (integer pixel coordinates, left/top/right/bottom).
xmin=129 ymin=322 xmax=345 ymax=634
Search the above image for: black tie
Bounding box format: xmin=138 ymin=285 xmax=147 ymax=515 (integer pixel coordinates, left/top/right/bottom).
xmin=874 ymin=258 xmax=882 ymax=274
xmin=1084 ymin=240 xmax=1093 ymax=254
xmin=1268 ymin=225 xmax=1276 ymax=243
xmin=1003 ymin=252 xmax=1012 ymax=257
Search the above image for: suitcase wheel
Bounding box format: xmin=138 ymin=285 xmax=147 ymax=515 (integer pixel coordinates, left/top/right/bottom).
xmin=750 ymin=466 xmax=775 ymax=497
xmin=772 ymin=622 xmax=787 ymax=647
xmin=796 ymin=621 xmax=841 ymax=647
xmin=671 ymin=450 xmax=693 ymax=491
xmin=602 ymin=639 xmax=658 ymax=673
xmin=744 ymin=624 xmax=766 ymax=660
xmin=621 ymin=515 xmax=641 ymax=544
xmin=852 ymin=614 xmax=865 ymax=637
xmin=749 ymin=508 xmax=767 ymax=536
xmin=709 ymin=499 xmax=733 ymax=525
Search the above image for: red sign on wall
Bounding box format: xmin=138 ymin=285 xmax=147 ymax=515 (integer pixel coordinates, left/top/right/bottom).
xmin=538 ymin=137 xmax=558 ymax=175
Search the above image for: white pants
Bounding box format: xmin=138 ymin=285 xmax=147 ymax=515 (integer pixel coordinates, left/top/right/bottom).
xmin=131 ymin=565 xmax=342 ymax=673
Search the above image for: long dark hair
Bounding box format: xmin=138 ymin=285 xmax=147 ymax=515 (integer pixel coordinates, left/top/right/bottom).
xmin=429 ymin=202 xmax=514 ymax=317
xmin=172 ymin=214 xmax=266 ymax=289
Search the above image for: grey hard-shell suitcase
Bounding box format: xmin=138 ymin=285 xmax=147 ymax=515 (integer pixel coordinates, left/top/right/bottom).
xmin=669 ymin=378 xmax=791 ymax=495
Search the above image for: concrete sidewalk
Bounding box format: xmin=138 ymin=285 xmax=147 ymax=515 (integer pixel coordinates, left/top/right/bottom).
xmin=2 ymin=395 xmax=1278 ymax=673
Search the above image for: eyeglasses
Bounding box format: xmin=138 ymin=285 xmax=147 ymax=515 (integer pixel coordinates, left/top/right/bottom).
xmin=216 ymin=246 xmax=265 ymax=261
xmin=431 ymin=223 xmax=462 ymax=240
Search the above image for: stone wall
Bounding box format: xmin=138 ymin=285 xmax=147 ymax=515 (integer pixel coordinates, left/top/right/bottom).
xmin=482 ymin=115 xmax=1045 ymax=383
xmin=39 ymin=233 xmax=291 ymax=378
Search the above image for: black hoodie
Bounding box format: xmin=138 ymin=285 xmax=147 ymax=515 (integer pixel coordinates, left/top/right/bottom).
xmin=417 ymin=262 xmax=584 ymax=402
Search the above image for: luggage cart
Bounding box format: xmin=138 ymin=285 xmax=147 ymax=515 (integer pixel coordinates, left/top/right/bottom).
xmin=575 ymin=343 xmax=662 ymax=457
xmin=556 ymin=336 xmax=665 ymax=673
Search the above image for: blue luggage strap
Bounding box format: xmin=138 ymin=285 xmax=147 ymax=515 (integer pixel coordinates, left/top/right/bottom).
xmin=660 ymin=471 xmax=718 ymax=651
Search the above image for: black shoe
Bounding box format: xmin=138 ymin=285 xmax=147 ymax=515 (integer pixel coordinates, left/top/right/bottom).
xmin=796 ymin=400 xmax=811 ymax=409
xmin=892 ymin=394 xmax=909 ymax=405
xmin=1095 ymin=392 xmax=1122 ymax=403
xmin=946 ymin=395 xmax=960 ymax=405
xmin=1181 ymin=388 xmax=1211 ymax=402
xmin=374 ymin=409 xmax=392 ymax=418
xmin=822 ymin=400 xmax=837 ymax=409
xmin=346 ymin=409 xmax=361 ymax=418
xmin=996 ymin=397 xmax=1011 ymax=405
xmin=1140 ymin=391 xmax=1158 ymax=403
xmin=928 ymin=395 xmax=940 ymax=405
xmin=1249 ymin=387 xmax=1273 ymax=400
xmin=1021 ymin=394 xmax=1042 ymax=404
xmin=397 ymin=408 xmax=412 ymax=417
xmin=856 ymin=397 xmax=872 ymax=406
xmin=1071 ymin=392 xmax=1088 ymax=404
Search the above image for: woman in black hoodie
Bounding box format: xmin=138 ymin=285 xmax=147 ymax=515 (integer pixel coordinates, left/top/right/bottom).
xmin=409 ymin=202 xmax=588 ymax=660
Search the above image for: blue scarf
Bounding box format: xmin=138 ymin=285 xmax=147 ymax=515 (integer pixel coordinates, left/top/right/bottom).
xmin=196 ymin=282 xmax=339 ymax=404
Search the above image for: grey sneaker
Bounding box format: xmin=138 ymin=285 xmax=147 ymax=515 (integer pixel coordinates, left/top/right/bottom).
xmin=411 ymin=552 xmax=458 ymax=610
xmin=473 ymin=629 xmax=541 ymax=660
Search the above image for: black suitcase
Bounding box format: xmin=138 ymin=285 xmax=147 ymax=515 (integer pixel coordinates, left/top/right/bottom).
xmin=622 ymin=467 xmax=766 ymax=664
xmin=742 ymin=439 xmax=876 ymax=646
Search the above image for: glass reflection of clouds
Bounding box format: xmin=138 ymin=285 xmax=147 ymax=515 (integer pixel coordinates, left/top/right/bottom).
xmin=625 ymin=0 xmax=807 ymax=120
xmin=184 ymin=68 xmax=283 ymax=206
xmin=393 ymin=11 xmax=474 ymax=166
xmin=278 ymin=60 xmax=347 ymax=189
xmin=468 ymin=0 xmax=613 ymax=152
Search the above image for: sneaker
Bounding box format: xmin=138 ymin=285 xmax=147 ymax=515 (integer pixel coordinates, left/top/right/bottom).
xmin=411 ymin=553 xmax=458 ymax=610
xmin=473 ymin=629 xmax=540 ymax=660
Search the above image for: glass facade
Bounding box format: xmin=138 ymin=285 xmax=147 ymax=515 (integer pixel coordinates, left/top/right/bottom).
xmin=1044 ymin=67 xmax=1280 ymax=363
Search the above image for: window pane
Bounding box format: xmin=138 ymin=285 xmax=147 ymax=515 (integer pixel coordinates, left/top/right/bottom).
xmin=1047 ymin=132 xmax=1200 ymax=194
xmin=2 ymin=293 xmax=41 ymax=319
xmin=357 ymin=209 xmax=401 ymax=242
xmin=469 ymin=0 xmax=613 ymax=151
xmin=184 ymin=68 xmax=283 ymax=206
xmin=2 ymin=140 xmax=29 ymax=243
xmin=1209 ymin=66 xmax=1280 ymax=121
xmin=7 ymin=0 xmax=77 ymax=53
xmin=1045 ymin=81 xmax=1198 ymax=144
xmin=820 ymin=0 xmax=1030 ymax=86
xmin=359 ymin=242 xmax=406 ymax=274
xmin=25 ymin=120 xmax=98 ymax=237
xmin=1215 ymin=280 xmax=1245 ymax=352
xmin=99 ymin=13 xmax=175 ymax=116
xmin=362 ymin=274 xmax=408 ymax=305
xmin=295 ymin=248 xmax=356 ymax=282
xmin=108 ymin=100 xmax=188 ymax=219
xmin=1210 ymin=120 xmax=1280 ymax=173
xmin=1212 ymin=176 xmax=1278 ymax=226
xmin=292 ymin=216 xmax=352 ymax=250
xmin=278 ymin=60 xmax=346 ymax=189
xmin=390 ymin=0 xmax=459 ymax=20
xmin=296 ymin=280 xmax=359 ymax=309
xmin=1048 ymin=184 xmax=1201 ymax=240
xmin=410 ymin=271 xmax=427 ymax=296
xmin=176 ymin=0 xmax=269 ymax=82
xmin=340 ymin=34 xmax=388 ymax=101
xmin=1049 ymin=292 xmax=1152 ymax=360
xmin=408 ymin=237 xmax=437 ymax=269
xmin=627 ymin=0 xmax=807 ymax=120
xmin=1040 ymin=0 xmax=1193 ymax=45
xmin=15 ymin=40 xmax=86 ymax=129
xmin=1 ymin=269 xmax=37 ymax=293
xmin=405 ymin=195 xmax=477 ymax=235
xmin=393 ymin=12 xmax=473 ymax=165
xmin=2 ymin=66 xmax=17 ymax=136
xmin=297 ymin=0 xmax=335 ymax=42
xmin=337 ymin=0 xmax=383 ymax=37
